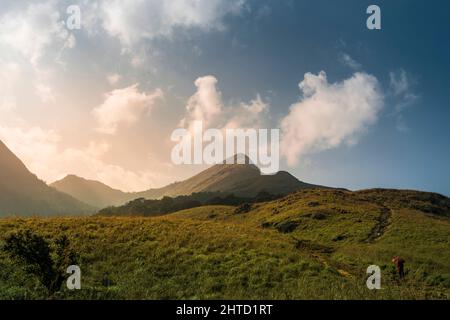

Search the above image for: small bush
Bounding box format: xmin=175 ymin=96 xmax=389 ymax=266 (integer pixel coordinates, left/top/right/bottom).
xmin=311 ymin=212 xmax=327 ymax=220
xmin=276 ymin=221 xmax=299 ymax=233
xmin=2 ymin=230 xmax=78 ymax=297
xmin=234 ymin=203 xmax=252 ymax=214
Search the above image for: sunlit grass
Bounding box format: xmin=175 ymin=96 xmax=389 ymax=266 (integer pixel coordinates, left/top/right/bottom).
xmin=0 ymin=189 xmax=449 ymax=299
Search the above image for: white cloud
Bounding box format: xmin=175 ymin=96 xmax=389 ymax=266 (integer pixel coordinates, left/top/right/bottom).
xmin=0 ymin=60 xmax=21 ymax=113
xmin=34 ymin=83 xmax=56 ymax=103
xmin=107 ymin=73 xmax=122 ymax=85
xmin=98 ymin=0 xmax=245 ymax=46
xmin=390 ymin=70 xmax=410 ymax=96
xmin=92 ymin=84 xmax=163 ymax=134
xmin=0 ymin=1 xmax=72 ymax=67
xmin=0 ymin=126 xmax=60 ymax=176
xmin=178 ymin=76 xmax=272 ymax=169
xmin=0 ymin=1 xmax=76 ymax=104
xmin=389 ymin=69 xmax=419 ymax=131
xmin=224 ymin=95 xmax=269 ymax=129
xmin=389 ymin=69 xmax=419 ymax=112
xmin=0 ymin=0 xmax=247 ymax=110
xmin=182 ymin=76 xmax=223 ymax=129
xmin=180 ymin=75 xmax=269 ymax=131
xmin=280 ymin=71 xmax=384 ymax=166
xmin=339 ymin=53 xmax=362 ymax=70
xmin=83 ymin=0 xmax=247 ymax=67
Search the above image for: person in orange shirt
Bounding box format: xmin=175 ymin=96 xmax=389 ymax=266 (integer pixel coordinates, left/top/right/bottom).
xmin=392 ymin=256 xmax=405 ymax=279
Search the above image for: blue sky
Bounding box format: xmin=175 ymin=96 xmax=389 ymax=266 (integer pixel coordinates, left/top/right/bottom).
xmin=0 ymin=0 xmax=449 ymax=195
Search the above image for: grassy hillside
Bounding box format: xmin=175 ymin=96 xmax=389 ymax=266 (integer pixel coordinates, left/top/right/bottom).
xmin=0 ymin=189 xmax=449 ymax=299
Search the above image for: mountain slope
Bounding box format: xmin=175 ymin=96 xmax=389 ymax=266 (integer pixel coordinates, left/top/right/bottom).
xmin=0 ymin=140 xmax=95 ymax=216
xmin=137 ymin=161 xmax=319 ymax=199
xmin=1 ymin=188 xmax=448 ymax=299
xmin=52 ymin=156 xmax=323 ymax=208
xmin=50 ymin=175 xmax=132 ymax=208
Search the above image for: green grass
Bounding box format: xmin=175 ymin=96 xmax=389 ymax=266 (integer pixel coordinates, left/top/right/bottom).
xmin=0 ymin=189 xmax=449 ymax=299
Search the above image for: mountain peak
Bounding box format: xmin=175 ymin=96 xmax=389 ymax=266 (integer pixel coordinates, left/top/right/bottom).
xmin=51 ymin=174 xmax=131 ymax=208
xmin=0 ymin=139 xmax=30 ymax=178
xmin=222 ymin=153 xmax=253 ymax=165
xmin=59 ymin=174 xmax=97 ymax=184
xmin=0 ymin=139 xmax=94 ymax=216
xmin=51 ymin=152 xmax=325 ymax=208
xmin=62 ymin=174 xmax=83 ymax=180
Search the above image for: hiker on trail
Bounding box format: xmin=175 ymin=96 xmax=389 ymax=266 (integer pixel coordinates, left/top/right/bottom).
xmin=392 ymin=256 xmax=405 ymax=279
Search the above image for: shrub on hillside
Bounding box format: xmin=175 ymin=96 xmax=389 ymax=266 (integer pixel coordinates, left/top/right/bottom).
xmin=2 ymin=230 xmax=78 ymax=297
xmin=234 ymin=203 xmax=252 ymax=214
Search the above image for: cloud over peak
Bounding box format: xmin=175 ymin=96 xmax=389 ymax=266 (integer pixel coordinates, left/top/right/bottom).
xmin=281 ymin=71 xmax=384 ymax=166
xmin=181 ymin=75 xmax=269 ymax=131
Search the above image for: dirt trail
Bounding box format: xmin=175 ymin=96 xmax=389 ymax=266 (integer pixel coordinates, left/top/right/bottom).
xmin=365 ymin=205 xmax=392 ymax=243
xmin=291 ymin=237 xmax=355 ymax=279
xmin=289 ymin=204 xmax=393 ymax=277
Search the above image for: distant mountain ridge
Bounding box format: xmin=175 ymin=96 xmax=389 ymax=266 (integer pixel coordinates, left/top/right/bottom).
xmin=0 ymin=140 xmax=95 ymax=216
xmin=50 ymin=175 xmax=133 ymax=208
xmin=51 ymin=155 xmax=325 ymax=208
